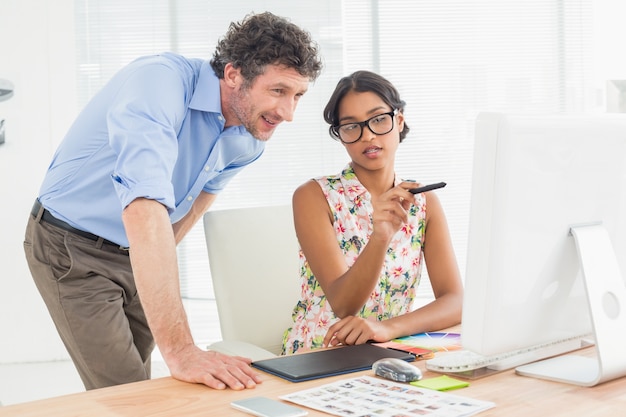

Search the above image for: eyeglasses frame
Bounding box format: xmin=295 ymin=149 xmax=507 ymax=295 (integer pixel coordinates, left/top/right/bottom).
xmin=330 ymin=109 xmax=399 ymax=144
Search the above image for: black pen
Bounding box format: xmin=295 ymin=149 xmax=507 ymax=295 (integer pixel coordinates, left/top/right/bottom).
xmin=409 ymin=181 xmax=447 ymax=194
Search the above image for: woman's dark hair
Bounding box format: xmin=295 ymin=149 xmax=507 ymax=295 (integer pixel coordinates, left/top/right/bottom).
xmin=323 ymin=70 xmax=410 ymax=142
xmin=210 ymin=12 xmax=323 ymax=85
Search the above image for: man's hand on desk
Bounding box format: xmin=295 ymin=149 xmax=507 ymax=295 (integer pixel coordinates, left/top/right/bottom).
xmin=166 ymin=345 xmax=263 ymax=390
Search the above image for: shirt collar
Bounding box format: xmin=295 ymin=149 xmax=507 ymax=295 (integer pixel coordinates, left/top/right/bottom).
xmin=340 ymin=164 xmax=369 ymax=206
xmin=189 ymin=61 xmax=221 ymax=113
xmin=340 ymin=163 xmax=400 ymax=204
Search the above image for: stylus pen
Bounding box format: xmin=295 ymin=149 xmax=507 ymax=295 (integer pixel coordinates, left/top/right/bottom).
xmin=409 ymin=181 xmax=447 ymax=194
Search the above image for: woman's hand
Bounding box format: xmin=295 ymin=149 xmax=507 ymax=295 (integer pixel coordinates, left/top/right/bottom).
xmin=370 ymin=182 xmax=420 ymax=243
xmin=322 ymin=316 xmax=392 ymax=348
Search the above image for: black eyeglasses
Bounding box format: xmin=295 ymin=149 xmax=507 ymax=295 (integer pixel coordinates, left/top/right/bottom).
xmin=330 ymin=109 xmax=398 ymax=144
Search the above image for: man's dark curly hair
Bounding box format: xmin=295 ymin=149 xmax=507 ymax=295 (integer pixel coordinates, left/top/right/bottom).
xmin=210 ymin=12 xmax=323 ymax=85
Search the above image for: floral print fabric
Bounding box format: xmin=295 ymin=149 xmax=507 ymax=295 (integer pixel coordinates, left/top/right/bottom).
xmin=281 ymin=164 xmax=426 ymax=354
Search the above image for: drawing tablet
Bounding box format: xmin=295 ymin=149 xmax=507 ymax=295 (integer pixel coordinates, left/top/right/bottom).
xmin=252 ymin=343 xmax=415 ymax=382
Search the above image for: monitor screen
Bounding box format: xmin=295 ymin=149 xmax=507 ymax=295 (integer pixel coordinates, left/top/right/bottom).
xmin=460 ymin=112 xmax=626 ymax=385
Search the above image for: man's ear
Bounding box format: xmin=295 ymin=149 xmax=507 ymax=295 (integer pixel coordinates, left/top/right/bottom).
xmin=223 ymin=63 xmax=242 ymax=88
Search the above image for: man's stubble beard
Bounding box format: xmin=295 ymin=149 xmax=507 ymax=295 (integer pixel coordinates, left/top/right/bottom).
xmin=228 ymin=86 xmax=273 ymax=142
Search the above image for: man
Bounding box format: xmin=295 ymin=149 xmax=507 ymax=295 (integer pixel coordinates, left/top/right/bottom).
xmin=23 ymin=12 xmax=322 ymax=391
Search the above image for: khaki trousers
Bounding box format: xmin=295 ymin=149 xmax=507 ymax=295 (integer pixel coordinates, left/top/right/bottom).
xmin=23 ymin=206 xmax=155 ymax=390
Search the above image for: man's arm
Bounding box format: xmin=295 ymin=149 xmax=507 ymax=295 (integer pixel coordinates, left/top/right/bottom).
xmin=172 ymin=191 xmax=217 ymax=243
xmin=122 ymin=197 xmax=262 ymax=390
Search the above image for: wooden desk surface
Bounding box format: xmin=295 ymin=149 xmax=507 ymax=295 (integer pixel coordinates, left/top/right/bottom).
xmin=1 ymin=347 xmax=625 ymax=417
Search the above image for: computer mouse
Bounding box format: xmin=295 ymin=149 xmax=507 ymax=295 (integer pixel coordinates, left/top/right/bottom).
xmin=372 ymin=357 xmax=423 ymax=383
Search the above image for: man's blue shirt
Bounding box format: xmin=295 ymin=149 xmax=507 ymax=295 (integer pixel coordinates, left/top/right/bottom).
xmin=39 ymin=53 xmax=265 ymax=247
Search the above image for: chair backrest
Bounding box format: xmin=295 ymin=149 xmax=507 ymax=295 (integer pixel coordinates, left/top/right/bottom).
xmin=203 ymin=205 xmax=300 ymax=355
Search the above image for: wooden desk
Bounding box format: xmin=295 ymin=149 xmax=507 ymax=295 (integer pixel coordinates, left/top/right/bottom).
xmin=1 ymin=347 xmax=625 ymax=417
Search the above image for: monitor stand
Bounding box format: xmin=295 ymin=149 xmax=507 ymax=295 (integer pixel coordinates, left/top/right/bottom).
xmin=516 ymin=223 xmax=626 ymax=386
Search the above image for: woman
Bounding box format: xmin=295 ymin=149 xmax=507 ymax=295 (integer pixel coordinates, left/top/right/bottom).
xmin=282 ymin=70 xmax=463 ymax=355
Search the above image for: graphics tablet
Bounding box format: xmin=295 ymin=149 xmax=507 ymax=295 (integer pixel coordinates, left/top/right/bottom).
xmin=252 ymin=343 xmax=415 ymax=382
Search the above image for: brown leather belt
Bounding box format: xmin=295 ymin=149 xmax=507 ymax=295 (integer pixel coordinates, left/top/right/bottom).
xmin=31 ymin=199 xmax=128 ymax=252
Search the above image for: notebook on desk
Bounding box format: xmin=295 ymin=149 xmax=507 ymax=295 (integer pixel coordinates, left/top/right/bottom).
xmin=251 ymin=343 xmax=415 ymax=382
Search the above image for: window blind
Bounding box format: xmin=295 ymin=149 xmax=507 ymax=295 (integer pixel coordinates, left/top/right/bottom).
xmin=74 ymin=0 xmax=592 ymax=343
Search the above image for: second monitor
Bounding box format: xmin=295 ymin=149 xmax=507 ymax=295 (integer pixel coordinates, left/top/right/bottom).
xmin=434 ymin=112 xmax=626 ymax=386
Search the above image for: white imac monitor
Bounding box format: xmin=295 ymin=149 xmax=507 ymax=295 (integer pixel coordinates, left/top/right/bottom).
xmin=461 ymin=112 xmax=626 ymax=386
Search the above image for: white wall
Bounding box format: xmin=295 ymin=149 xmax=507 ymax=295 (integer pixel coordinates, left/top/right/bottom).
xmin=592 ymin=1 xmax=626 ymax=86
xmin=1 ymin=0 xmax=626 ymax=366
xmin=0 ymin=0 xmax=77 ymax=363
xmin=591 ymin=0 xmax=626 ymax=112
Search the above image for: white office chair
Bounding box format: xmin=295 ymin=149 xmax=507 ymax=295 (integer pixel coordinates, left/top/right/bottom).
xmin=203 ymin=205 xmax=301 ymax=361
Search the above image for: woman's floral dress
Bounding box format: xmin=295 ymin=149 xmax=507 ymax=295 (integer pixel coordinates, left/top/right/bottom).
xmin=281 ymin=164 xmax=427 ymax=354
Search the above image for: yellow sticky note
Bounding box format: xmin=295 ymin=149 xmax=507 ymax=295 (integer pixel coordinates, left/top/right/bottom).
xmin=410 ymin=375 xmax=469 ymax=391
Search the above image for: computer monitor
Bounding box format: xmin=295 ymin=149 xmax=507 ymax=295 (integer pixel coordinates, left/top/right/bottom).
xmin=461 ymin=112 xmax=626 ymax=386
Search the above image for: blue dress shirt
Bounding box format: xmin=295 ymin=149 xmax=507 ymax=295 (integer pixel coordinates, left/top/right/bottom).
xmin=38 ymin=53 xmax=265 ymax=247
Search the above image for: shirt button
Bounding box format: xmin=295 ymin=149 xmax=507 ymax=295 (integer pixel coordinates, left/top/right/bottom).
xmin=204 ymin=166 xmax=210 ymax=172
xmin=218 ymin=115 xmax=224 ymax=121
xmin=187 ymin=196 xmax=193 ymax=201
